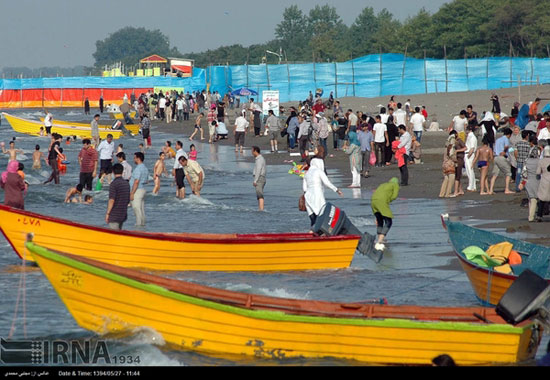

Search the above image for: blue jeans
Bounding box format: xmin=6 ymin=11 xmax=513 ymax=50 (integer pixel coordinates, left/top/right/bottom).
xmin=414 ymin=131 xmax=422 ymax=142
xmin=289 ymin=134 xmax=296 ymax=149
xmin=515 ymin=163 xmax=523 ymax=191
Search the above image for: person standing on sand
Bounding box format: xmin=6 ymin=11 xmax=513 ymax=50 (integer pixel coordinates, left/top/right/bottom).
xmin=373 ymin=115 xmax=388 ymax=168
xmin=440 ymin=132 xmax=457 ymax=198
xmin=234 ymin=113 xmax=249 ymax=153
xmin=479 ymin=112 xmax=497 ymax=150
xmin=519 ymin=139 xmax=541 ymax=221
xmin=189 ymin=113 xmax=205 ymax=141
xmin=535 ymin=145 xmax=550 ymax=222
xmin=464 ymin=127 xmax=478 ymax=192
xmin=252 ymin=146 xmax=266 ymax=211
xmin=449 ymin=110 xmax=468 ymax=143
xmin=451 ymin=132 xmax=467 ymax=197
xmin=371 ymin=177 xmax=399 ymax=250
xmin=409 ymin=106 xmax=425 ymax=141
xmin=397 ymin=125 xmax=411 ymax=186
xmin=265 ymin=110 xmax=281 ymax=153
xmin=84 ymin=98 xmax=90 ymax=115
xmin=489 ymin=128 xmax=515 ymax=195
xmin=472 ymin=135 xmax=494 ymax=195
xmin=343 ymin=126 xmax=362 ymax=188
xmin=357 ymin=122 xmax=374 ymax=178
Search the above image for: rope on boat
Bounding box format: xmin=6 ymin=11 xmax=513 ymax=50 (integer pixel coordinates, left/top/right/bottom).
xmin=8 ymin=242 xmax=28 ymax=339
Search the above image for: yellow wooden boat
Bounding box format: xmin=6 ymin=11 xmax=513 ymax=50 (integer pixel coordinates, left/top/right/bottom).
xmin=0 ymin=205 xmax=359 ymax=272
xmin=27 ymin=242 xmax=543 ymax=365
xmin=441 ymin=215 xmax=550 ymax=306
xmin=109 ymin=110 xmax=136 ymax=120
xmin=2 ymin=113 xmax=122 ymax=140
xmin=39 ymin=117 xmax=140 ymax=135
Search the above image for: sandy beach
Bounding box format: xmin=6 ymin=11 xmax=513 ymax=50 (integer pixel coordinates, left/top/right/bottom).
xmin=141 ymin=84 xmax=550 ymax=246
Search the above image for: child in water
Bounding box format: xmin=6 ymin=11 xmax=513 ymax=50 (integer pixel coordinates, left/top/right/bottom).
xmin=152 ymin=152 xmax=166 ymax=195
xmin=188 ymin=144 xmax=197 ymax=161
xmin=64 ymin=184 xmax=83 ymax=203
xmin=32 ymin=145 xmax=45 ymax=170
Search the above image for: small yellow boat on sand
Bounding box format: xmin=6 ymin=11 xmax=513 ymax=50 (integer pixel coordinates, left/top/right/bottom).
xmin=2 ymin=113 xmax=122 ymax=140
xmin=39 ymin=117 xmax=140 ymax=135
xmin=0 ymin=205 xmax=360 ymax=272
xmin=26 ymin=242 xmax=545 ymax=365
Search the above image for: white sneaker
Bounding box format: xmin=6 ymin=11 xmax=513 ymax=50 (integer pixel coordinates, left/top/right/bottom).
xmin=374 ymin=243 xmax=386 ymax=251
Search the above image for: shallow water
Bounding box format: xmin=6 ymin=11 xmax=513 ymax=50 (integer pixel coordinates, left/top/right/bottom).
xmin=0 ymin=109 xmax=547 ymax=366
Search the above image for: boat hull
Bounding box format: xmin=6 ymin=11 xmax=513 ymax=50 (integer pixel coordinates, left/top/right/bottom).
xmin=109 ymin=111 xmax=136 ymax=120
xmin=39 ymin=117 xmax=140 ymax=135
xmin=0 ymin=205 xmax=358 ymax=272
xmin=28 ymin=243 xmax=540 ymax=365
xmin=2 ymin=113 xmax=122 ymax=139
xmin=443 ymin=217 xmax=550 ymax=306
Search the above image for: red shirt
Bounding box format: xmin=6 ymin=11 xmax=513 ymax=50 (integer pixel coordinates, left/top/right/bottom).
xmin=78 ymin=147 xmax=98 ymax=173
xmin=421 ymin=109 xmax=428 ymax=118
xmin=312 ymin=103 xmax=326 ymax=114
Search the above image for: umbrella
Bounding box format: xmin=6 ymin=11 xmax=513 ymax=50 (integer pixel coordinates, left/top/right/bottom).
xmin=230 ymin=88 xmax=258 ymax=96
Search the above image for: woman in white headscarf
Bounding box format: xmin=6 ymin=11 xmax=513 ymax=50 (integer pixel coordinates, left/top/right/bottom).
xmin=302 ymin=157 xmax=343 ymax=228
xmin=479 ymin=111 xmax=497 ymax=150
xmin=520 ymin=141 xmax=542 ymax=222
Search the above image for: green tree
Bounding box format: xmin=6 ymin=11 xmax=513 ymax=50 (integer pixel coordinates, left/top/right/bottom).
xmin=275 ymin=5 xmax=309 ymax=61
xmin=93 ymin=27 xmax=181 ymax=68
xmin=307 ymin=4 xmax=348 ymax=62
xmin=398 ymin=9 xmax=436 ymax=58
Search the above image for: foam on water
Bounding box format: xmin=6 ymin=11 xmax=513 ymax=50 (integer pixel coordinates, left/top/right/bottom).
xmin=258 ymin=287 xmax=310 ymax=300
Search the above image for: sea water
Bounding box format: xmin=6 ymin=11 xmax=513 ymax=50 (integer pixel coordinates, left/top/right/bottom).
xmin=0 ymin=109 xmax=547 ymax=366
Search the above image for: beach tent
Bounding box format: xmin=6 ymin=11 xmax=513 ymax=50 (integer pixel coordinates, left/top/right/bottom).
xmin=231 ymin=88 xmax=258 ymax=96
xmin=541 ymin=103 xmax=550 ymax=114
xmin=514 ymin=104 xmax=529 ymax=129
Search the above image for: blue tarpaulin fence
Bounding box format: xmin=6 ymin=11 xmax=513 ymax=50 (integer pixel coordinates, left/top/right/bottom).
xmin=2 ymin=54 xmax=550 ymax=104
xmin=206 ymin=54 xmax=550 ymax=103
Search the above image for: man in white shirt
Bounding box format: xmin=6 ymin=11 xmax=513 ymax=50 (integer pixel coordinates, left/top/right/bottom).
xmin=176 ymin=97 xmax=184 ymax=121
xmin=373 ymin=115 xmax=388 ymax=168
xmin=172 ymin=140 xmax=188 ymax=199
xmin=97 ymin=134 xmax=115 ymax=185
xmin=449 ymin=110 xmax=468 ymax=142
xmin=234 ymin=114 xmax=249 ymax=153
xmin=116 ymin=151 xmax=132 ymax=181
xmin=409 ymin=107 xmax=426 ymax=141
xmin=158 ymin=96 xmax=167 ymax=121
xmin=379 ymin=107 xmax=389 ymax=124
xmin=43 ymin=110 xmax=53 ymax=136
xmin=394 ymin=103 xmax=407 ymax=127
xmin=347 ymin=109 xmax=358 ymax=132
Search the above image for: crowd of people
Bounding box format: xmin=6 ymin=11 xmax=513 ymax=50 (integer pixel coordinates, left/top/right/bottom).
xmin=2 ymin=87 xmax=550 ymax=239
xmin=441 ymin=95 xmax=550 ymax=222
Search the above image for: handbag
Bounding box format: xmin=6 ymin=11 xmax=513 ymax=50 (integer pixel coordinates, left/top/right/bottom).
xmin=298 ymin=194 xmax=307 ymax=212
xmin=280 ymin=127 xmax=288 ymax=137
xmin=369 ymin=151 xmax=377 ymax=166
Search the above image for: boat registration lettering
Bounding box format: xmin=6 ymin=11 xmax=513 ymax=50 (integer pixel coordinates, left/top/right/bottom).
xmin=17 ymin=217 xmax=41 ymax=227
xmin=61 ymin=270 xmax=82 ymax=287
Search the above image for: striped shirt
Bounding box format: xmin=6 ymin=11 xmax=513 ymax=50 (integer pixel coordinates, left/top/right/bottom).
xmin=516 ymin=140 xmax=531 ymax=166
xmin=108 ymin=177 xmax=130 ymax=223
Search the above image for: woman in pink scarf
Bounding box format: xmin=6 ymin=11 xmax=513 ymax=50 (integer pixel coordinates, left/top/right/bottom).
xmin=1 ymin=160 xmax=26 ymax=209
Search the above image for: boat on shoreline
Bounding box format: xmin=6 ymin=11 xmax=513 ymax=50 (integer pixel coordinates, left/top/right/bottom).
xmin=2 ymin=113 xmax=122 ymax=140
xmin=0 ymin=205 xmax=360 ymax=272
xmin=27 ymin=241 xmax=543 ymax=365
xmin=39 ymin=117 xmax=140 ymax=135
xmin=441 ymin=215 xmax=550 ymax=306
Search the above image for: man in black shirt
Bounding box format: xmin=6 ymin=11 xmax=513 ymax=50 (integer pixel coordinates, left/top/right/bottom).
xmin=105 ymin=163 xmax=130 ymax=230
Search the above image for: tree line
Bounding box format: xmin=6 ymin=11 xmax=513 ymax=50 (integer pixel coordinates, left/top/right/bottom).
xmin=185 ymin=0 xmax=550 ymax=67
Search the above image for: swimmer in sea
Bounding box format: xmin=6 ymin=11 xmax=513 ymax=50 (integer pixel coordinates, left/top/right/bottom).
xmin=32 ymin=145 xmax=47 ymax=170
xmin=64 ymin=184 xmax=83 ymax=203
xmin=152 ymin=152 xmax=166 ymax=195
xmin=472 ymin=135 xmax=494 ymax=195
xmin=2 ymin=140 xmax=23 ymax=162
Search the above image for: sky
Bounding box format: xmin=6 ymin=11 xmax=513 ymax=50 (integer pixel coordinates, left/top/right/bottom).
xmin=0 ymin=0 xmax=449 ymax=69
